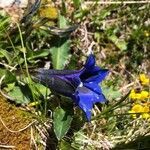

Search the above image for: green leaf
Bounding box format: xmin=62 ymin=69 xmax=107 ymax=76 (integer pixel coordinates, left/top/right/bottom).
xmin=53 ymin=107 xmax=73 ymax=140
xmin=0 ymin=49 xmax=12 ymax=63
xmin=108 ymin=35 xmax=127 ymax=51
xmin=4 ymin=83 xmax=15 ymax=92
xmin=102 ymin=86 xmax=122 ymax=100
xmin=60 ymin=139 xmax=73 ymax=150
xmin=33 ymin=82 xmax=50 ymax=97
xmin=4 ymin=70 xmax=16 ymax=84
xmin=67 ymin=55 xmax=78 ymax=70
xmin=50 ymin=38 xmax=70 ymax=69
xmin=8 ymin=84 xmax=33 ymax=104
xmin=99 ymin=9 xmax=111 ymax=20
xmin=58 ymin=15 xmax=68 ymax=28
xmin=27 ymin=49 xmax=50 ymax=61
xmin=73 ymin=0 xmax=81 ymax=8
xmin=117 ymin=40 xmax=127 ymax=51
xmin=0 ymin=16 xmax=10 ymax=29
xmin=0 ymin=69 xmax=5 ymax=78
xmin=50 ymin=15 xmax=70 ymax=69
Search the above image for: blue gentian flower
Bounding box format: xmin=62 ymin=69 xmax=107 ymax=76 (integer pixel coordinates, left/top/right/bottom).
xmin=36 ymin=54 xmax=109 ymax=121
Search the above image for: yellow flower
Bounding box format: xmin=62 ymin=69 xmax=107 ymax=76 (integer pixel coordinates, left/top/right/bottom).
xmin=129 ymin=104 xmax=150 ymax=119
xmin=132 ymin=104 xmax=144 ymax=113
xmin=143 ymin=105 xmax=149 ymax=112
xmin=129 ymin=90 xmax=140 ymax=99
xmin=141 ymin=104 xmax=150 ymax=119
xmin=129 ymin=89 xmax=149 ymax=100
xmin=129 ymin=104 xmax=143 ymax=118
xmin=140 ymin=91 xmax=149 ymax=99
xmin=139 ymin=74 xmax=149 ymax=85
xmin=142 ymin=113 xmax=150 ymax=119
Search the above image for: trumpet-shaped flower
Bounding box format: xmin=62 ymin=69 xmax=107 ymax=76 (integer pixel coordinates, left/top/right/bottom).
xmin=35 ymin=54 xmax=109 ymax=121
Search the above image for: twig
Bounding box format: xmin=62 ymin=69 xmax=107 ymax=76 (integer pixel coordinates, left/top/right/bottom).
xmin=119 ymin=82 xmax=134 ymax=92
xmin=30 ymin=126 xmax=38 ymax=150
xmin=0 ymin=62 xmax=17 ymax=70
xmin=78 ymin=21 xmax=95 ymax=55
xmin=35 ymin=125 xmax=47 ymax=141
xmin=38 ymin=140 xmax=46 ymax=147
xmin=0 ymin=116 xmax=36 ymax=133
xmin=87 ymin=41 xmax=95 ymax=55
xmin=0 ymin=145 xmax=15 ymax=149
xmin=81 ymin=22 xmax=90 ymax=49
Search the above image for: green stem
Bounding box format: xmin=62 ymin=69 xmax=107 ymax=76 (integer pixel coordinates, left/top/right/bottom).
xmin=92 ymin=91 xmax=130 ymax=120
xmin=17 ymin=23 xmax=31 ymax=81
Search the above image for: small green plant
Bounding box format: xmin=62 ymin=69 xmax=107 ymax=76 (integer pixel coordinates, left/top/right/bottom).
xmin=0 ymin=1 xmax=149 ymax=149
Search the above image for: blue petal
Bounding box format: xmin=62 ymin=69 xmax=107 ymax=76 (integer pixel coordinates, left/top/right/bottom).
xmin=84 ymin=69 xmax=109 ymax=83
xmin=74 ymin=86 xmax=106 ymax=121
xmin=81 ymin=55 xmax=109 ymax=82
xmin=83 ymin=82 xmax=102 ymax=94
xmin=84 ymin=54 xmax=95 ymax=69
xmin=92 ymin=93 xmax=106 ymax=103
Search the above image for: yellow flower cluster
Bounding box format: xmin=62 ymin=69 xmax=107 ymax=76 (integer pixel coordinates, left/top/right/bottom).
xmin=129 ymin=74 xmax=150 ymax=119
xmin=129 ymin=103 xmax=150 ymax=119
xmin=129 ymin=90 xmax=149 ymax=100
xmin=139 ymin=74 xmax=149 ymax=85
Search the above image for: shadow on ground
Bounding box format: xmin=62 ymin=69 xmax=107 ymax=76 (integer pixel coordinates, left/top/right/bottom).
xmin=112 ymin=135 xmax=150 ymax=150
